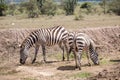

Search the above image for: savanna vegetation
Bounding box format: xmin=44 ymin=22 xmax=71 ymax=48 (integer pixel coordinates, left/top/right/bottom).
xmin=0 ymin=0 xmax=120 ymax=19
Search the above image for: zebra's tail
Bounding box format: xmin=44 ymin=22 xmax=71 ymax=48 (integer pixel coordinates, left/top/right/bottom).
xmin=89 ymin=40 xmax=99 ymax=65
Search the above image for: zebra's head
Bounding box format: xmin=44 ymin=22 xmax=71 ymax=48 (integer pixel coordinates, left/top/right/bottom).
xmin=90 ymin=51 xmax=99 ymax=65
xmin=20 ymin=45 xmax=28 ymax=64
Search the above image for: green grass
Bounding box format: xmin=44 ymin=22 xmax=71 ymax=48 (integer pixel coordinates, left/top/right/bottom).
xmin=66 ymin=51 xmax=88 ymax=59
xmin=22 ymin=77 xmax=38 ymax=80
xmin=47 ymin=52 xmax=62 ymax=61
xmin=73 ymin=72 xmax=92 ymax=78
xmin=0 ymin=69 xmax=19 ymax=75
xmin=100 ymin=58 xmax=113 ymax=65
xmin=69 ymin=53 xmax=74 ymax=59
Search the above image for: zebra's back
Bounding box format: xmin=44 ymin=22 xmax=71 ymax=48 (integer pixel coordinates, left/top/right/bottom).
xmin=21 ymin=26 xmax=68 ymax=49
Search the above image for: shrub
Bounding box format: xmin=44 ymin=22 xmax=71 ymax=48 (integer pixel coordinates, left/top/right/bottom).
xmin=37 ymin=0 xmax=57 ymax=16
xmin=37 ymin=0 xmax=45 ymax=14
xmin=27 ymin=0 xmax=39 ymax=18
xmin=80 ymin=2 xmax=93 ymax=14
xmin=99 ymin=0 xmax=109 ymax=14
xmin=74 ymin=6 xmax=83 ymax=20
xmin=19 ymin=0 xmax=39 ymax=18
xmin=55 ymin=8 xmax=65 ymax=15
xmin=93 ymin=5 xmax=104 ymax=15
xmin=62 ymin=0 xmax=78 ymax=15
xmin=108 ymin=0 xmax=120 ymax=15
xmin=6 ymin=4 xmax=17 ymax=16
xmin=0 ymin=0 xmax=7 ymax=16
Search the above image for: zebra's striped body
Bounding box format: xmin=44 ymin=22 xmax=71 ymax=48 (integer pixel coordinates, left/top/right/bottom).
xmin=67 ymin=32 xmax=99 ymax=70
xmin=20 ymin=26 xmax=68 ymax=64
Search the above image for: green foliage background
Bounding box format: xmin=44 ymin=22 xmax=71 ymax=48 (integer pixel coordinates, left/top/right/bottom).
xmin=1 ymin=0 xmax=120 ymax=17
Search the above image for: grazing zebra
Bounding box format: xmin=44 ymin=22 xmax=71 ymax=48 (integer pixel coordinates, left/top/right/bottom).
xmin=20 ymin=26 xmax=68 ymax=64
xmin=67 ymin=32 xmax=99 ymax=70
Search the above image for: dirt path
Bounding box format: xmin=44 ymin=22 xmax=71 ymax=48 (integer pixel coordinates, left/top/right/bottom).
xmin=0 ymin=57 xmax=119 ymax=80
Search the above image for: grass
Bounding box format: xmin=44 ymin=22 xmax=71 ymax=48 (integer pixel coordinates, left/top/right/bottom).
xmin=0 ymin=68 xmax=19 ymax=75
xmin=0 ymin=14 xmax=119 ymax=29
xmin=22 ymin=77 xmax=38 ymax=80
xmin=100 ymin=58 xmax=113 ymax=65
xmin=73 ymin=72 xmax=92 ymax=78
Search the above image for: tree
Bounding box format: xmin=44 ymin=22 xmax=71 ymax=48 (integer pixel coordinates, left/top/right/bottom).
xmin=108 ymin=0 xmax=120 ymax=15
xmin=102 ymin=0 xmax=106 ymax=14
xmin=62 ymin=0 xmax=78 ymax=15
xmin=37 ymin=0 xmax=57 ymax=15
xmin=0 ymin=0 xmax=7 ymax=16
xmin=37 ymin=0 xmax=45 ymax=14
xmin=21 ymin=0 xmax=39 ymax=18
xmin=80 ymin=2 xmax=92 ymax=13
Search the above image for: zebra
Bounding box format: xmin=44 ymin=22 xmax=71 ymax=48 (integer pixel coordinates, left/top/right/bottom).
xmin=20 ymin=26 xmax=68 ymax=64
xmin=67 ymin=32 xmax=99 ymax=70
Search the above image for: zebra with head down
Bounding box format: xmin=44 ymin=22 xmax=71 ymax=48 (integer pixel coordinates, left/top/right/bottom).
xmin=67 ymin=32 xmax=99 ymax=70
xmin=20 ymin=26 xmax=68 ymax=64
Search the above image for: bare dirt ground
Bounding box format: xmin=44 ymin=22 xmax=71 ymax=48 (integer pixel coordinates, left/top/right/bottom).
xmin=0 ymin=53 xmax=120 ymax=80
xmin=0 ymin=14 xmax=120 ymax=80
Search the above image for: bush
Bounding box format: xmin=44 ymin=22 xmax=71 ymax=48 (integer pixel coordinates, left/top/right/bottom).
xmin=93 ymin=5 xmax=104 ymax=15
xmin=0 ymin=0 xmax=7 ymax=16
xmin=108 ymin=0 xmax=120 ymax=15
xmin=27 ymin=0 xmax=39 ymax=18
xmin=55 ymin=8 xmax=65 ymax=15
xmin=80 ymin=2 xmax=93 ymax=14
xmin=19 ymin=2 xmax=28 ymax=14
xmin=74 ymin=6 xmax=83 ymax=20
xmin=6 ymin=4 xmax=17 ymax=16
xmin=19 ymin=0 xmax=39 ymax=18
xmin=37 ymin=0 xmax=57 ymax=16
xmin=62 ymin=0 xmax=78 ymax=15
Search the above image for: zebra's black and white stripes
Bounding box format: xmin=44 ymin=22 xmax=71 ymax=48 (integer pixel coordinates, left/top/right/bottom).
xmin=20 ymin=26 xmax=68 ymax=64
xmin=67 ymin=32 xmax=99 ymax=70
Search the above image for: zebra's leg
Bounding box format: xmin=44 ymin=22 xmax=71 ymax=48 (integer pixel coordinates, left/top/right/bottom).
xmin=32 ymin=45 xmax=40 ymax=64
xmin=64 ymin=43 xmax=70 ymax=61
xmin=63 ymin=40 xmax=70 ymax=61
xmin=73 ymin=51 xmax=78 ymax=69
xmin=77 ymin=52 xmax=82 ymax=70
xmin=59 ymin=43 xmax=65 ymax=61
xmin=67 ymin=47 xmax=72 ymax=61
xmin=42 ymin=45 xmax=46 ymax=63
xmin=86 ymin=49 xmax=91 ymax=66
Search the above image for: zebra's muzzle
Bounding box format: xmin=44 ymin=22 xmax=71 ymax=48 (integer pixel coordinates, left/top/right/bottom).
xmin=20 ymin=59 xmax=25 ymax=64
xmin=94 ymin=61 xmax=99 ymax=65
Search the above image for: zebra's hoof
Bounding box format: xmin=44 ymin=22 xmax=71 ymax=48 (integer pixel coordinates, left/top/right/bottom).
xmin=41 ymin=60 xmax=47 ymax=63
xmin=32 ymin=59 xmax=36 ymax=64
xmin=75 ymin=66 xmax=78 ymax=68
xmin=67 ymin=59 xmax=70 ymax=61
xmin=88 ymin=63 xmax=91 ymax=66
xmin=62 ymin=57 xmax=65 ymax=61
xmin=78 ymin=67 xmax=81 ymax=70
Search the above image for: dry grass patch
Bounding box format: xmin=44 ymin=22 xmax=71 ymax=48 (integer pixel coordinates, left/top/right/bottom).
xmin=0 ymin=15 xmax=119 ymax=29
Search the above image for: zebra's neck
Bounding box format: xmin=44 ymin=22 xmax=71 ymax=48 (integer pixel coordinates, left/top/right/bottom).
xmin=22 ymin=36 xmax=36 ymax=50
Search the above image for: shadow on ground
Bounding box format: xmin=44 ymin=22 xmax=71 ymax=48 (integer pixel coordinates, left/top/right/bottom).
xmin=110 ymin=59 xmax=120 ymax=62
xmin=57 ymin=65 xmax=75 ymax=70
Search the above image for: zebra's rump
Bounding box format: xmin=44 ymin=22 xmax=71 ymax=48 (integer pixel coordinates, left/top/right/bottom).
xmin=68 ymin=32 xmax=92 ymax=52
